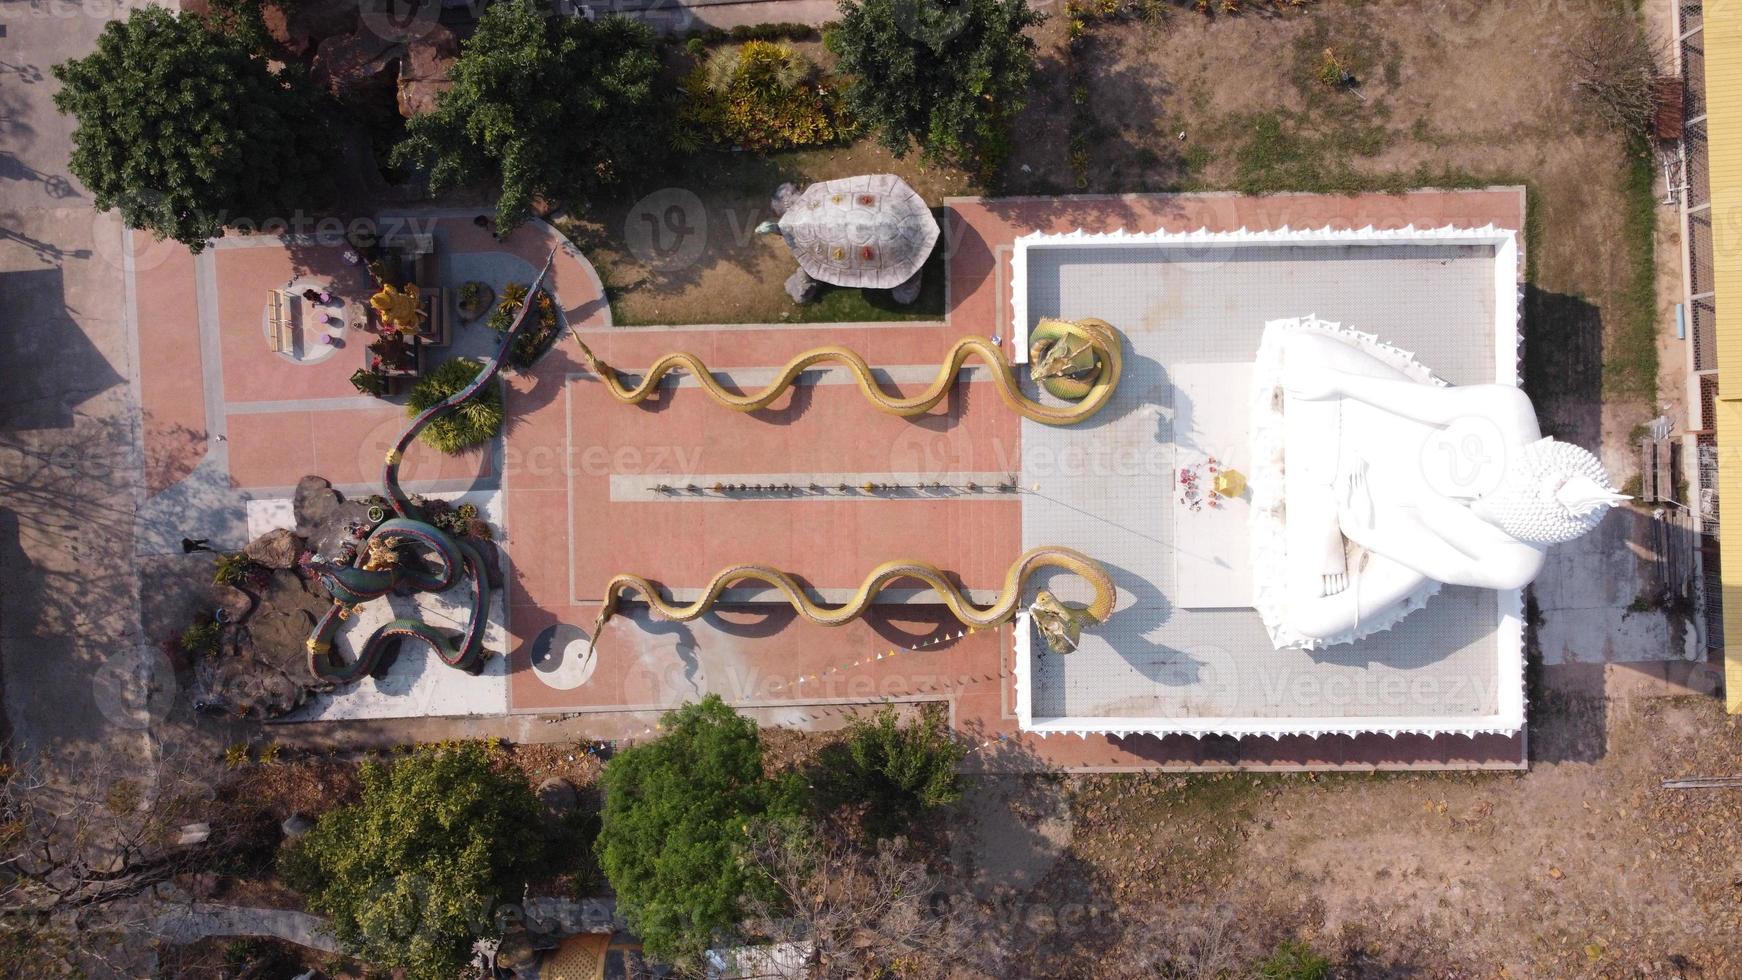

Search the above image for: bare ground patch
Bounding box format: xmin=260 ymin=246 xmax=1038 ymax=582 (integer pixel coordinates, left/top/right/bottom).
xmin=1005 ymin=0 xmax=1659 ymax=442
xmin=972 ymin=698 xmax=1742 ymax=976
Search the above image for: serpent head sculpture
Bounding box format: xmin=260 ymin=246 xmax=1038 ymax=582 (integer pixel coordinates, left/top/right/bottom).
xmin=1029 ymin=589 xmax=1102 ymax=654
xmin=1028 ymin=317 xmax=1117 ymax=403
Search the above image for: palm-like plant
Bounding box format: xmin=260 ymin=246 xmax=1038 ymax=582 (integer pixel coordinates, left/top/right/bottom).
xmin=406 ymin=357 xmax=504 ymax=455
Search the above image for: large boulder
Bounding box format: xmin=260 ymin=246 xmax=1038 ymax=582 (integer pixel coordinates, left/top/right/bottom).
xmin=294 ymin=476 xmax=372 ymax=558
xmin=397 ymin=24 xmax=458 ymax=119
xmin=194 ymin=568 xmax=334 ymax=719
xmin=293 ymin=476 xmax=343 ymax=534
xmin=198 ymin=657 xmax=307 ymax=720
xmin=213 ymin=584 xmax=255 ymax=625
xmin=310 ymin=30 xmax=398 ymax=98
xmin=245 ymin=528 xmax=305 ymax=570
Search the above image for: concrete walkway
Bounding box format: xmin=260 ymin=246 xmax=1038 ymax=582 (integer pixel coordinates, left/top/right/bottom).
xmin=152 ymin=902 xmax=341 ymax=953
xmin=0 ymin=1 xmax=157 ymax=776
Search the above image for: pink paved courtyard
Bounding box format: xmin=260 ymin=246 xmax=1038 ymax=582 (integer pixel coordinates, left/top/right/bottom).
xmin=132 ymin=191 xmax=1531 ymax=770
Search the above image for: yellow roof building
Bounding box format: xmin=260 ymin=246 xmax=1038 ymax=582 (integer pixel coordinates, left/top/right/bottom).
xmin=1705 ymin=0 xmax=1742 ymax=711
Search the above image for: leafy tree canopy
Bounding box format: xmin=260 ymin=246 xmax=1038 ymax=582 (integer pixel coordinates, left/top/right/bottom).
xmin=392 ymin=1 xmax=666 ymax=229
xmin=280 ymin=741 xmax=547 ymax=980
xmin=828 ymin=0 xmax=1041 ymax=168
xmin=596 ymin=695 xmax=798 ymax=966
xmin=52 ymin=7 xmax=332 ymax=250
xmin=819 ymin=706 xmax=964 ymax=839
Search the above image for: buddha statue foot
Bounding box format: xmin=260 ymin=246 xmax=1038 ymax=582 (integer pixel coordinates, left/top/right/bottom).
xmin=1321 ymin=572 xmax=1348 ymax=597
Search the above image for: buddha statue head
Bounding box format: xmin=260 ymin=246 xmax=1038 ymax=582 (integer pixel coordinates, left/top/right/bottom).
xmin=1472 ymin=437 xmax=1628 ymax=546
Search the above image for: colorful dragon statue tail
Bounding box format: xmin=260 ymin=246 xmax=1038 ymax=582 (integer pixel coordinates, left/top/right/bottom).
xmin=570 ymin=317 xmax=1123 ymax=426
xmin=591 ymin=546 xmax=1117 ymax=656
xmin=305 ymin=250 xmax=558 ymax=683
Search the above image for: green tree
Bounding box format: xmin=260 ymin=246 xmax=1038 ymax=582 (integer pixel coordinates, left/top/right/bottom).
xmin=596 ymin=695 xmax=795 ymax=966
xmin=52 ymin=8 xmax=332 ymax=250
xmin=279 ymin=742 xmax=547 ymax=980
xmin=828 ymin=0 xmax=1041 ymax=170
xmin=819 ymin=706 xmax=964 ymax=838
xmin=392 ymin=2 xmax=665 ymax=230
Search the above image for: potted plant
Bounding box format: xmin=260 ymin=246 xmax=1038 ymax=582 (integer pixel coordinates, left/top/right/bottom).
xmin=456 ymin=281 xmax=495 ymax=322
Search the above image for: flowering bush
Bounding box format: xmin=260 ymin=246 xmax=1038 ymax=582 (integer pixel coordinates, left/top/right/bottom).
xmin=488 ymin=282 xmax=562 ymax=370
xmin=676 ymin=41 xmax=850 ymax=151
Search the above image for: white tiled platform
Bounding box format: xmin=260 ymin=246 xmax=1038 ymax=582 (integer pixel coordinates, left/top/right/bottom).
xmin=1016 ymin=237 xmax=1517 ymax=736
xmin=252 ymin=490 xmax=512 ymax=721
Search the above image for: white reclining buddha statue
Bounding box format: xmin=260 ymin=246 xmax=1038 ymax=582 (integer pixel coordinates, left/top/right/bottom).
xmin=1250 ymin=317 xmax=1625 ymax=650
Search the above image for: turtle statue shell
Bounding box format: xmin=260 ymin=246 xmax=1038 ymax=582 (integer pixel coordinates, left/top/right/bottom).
xmin=774 ymin=174 xmax=940 ymax=290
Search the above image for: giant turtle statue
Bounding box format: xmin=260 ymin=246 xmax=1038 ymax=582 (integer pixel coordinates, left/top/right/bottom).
xmin=756 ymin=174 xmax=940 ymax=305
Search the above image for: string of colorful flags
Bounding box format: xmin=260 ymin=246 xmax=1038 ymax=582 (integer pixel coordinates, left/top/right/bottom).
xmin=570 ymin=622 xmax=1020 ymax=754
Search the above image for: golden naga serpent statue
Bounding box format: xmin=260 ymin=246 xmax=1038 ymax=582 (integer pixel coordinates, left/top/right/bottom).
xmin=570 ymin=317 xmax=1123 ymax=426
xmin=592 ymin=546 xmax=1117 ymax=656
xmin=576 ymin=317 xmax=1123 ymax=652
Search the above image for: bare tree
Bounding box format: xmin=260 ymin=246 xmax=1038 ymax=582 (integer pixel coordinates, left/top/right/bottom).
xmin=0 ymin=740 xmax=282 ymax=977
xmin=742 ymin=827 xmax=986 ymax=980
xmin=1569 ymin=9 xmax=1667 ymax=139
xmin=0 ymin=745 xmax=221 ymax=915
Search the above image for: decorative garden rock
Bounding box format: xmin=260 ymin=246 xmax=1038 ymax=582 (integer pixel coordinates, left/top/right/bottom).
xmin=757 ymin=174 xmax=939 ymax=303
xmin=213 ymin=583 xmax=254 ymax=625
xmin=245 ymin=528 xmax=304 ymax=569
xmin=193 ymin=567 xmax=335 ymax=719
xmin=293 ymin=476 xmax=343 ymax=536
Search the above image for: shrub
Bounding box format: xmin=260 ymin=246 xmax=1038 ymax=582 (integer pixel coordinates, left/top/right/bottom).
xmin=221 ymin=938 xmax=304 ymax=979
xmin=279 ymin=741 xmax=548 ymax=980
xmin=349 ymin=368 xmax=388 ymax=397
xmin=212 ymin=551 xmax=257 ymax=586
xmin=596 ymin=695 xmax=800 ymax=967
xmin=677 ymin=41 xmax=850 ymax=151
xmin=180 ymin=619 xmax=223 ymax=656
xmin=427 ymin=500 xmax=493 ymax=541
xmin=1570 ymin=7 xmax=1663 ymax=140
xmin=405 ymin=358 xmax=503 ymax=455
xmin=1257 ymin=939 xmax=1332 ymax=980
xmin=488 ymin=282 xmax=562 ymax=369
xmin=1315 ymin=47 xmax=1348 ymax=88
xmin=818 ymin=706 xmax=964 ymax=838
